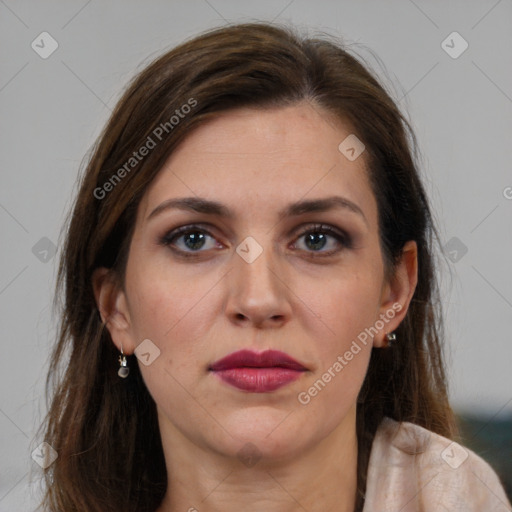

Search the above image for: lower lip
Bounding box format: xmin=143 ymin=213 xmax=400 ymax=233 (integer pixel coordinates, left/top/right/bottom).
xmin=211 ymin=367 xmax=305 ymax=392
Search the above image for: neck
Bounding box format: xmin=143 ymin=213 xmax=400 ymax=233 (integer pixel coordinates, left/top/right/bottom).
xmin=155 ymin=406 xmax=358 ymax=512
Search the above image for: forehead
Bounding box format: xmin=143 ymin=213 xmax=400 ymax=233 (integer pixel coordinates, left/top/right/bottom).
xmin=140 ymin=103 xmax=377 ymax=227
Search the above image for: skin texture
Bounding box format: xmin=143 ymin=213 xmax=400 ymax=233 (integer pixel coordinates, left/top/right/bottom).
xmin=93 ymin=102 xmax=418 ymax=512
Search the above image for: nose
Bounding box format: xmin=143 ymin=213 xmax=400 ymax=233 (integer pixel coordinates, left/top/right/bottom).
xmin=224 ymin=239 xmax=292 ymax=329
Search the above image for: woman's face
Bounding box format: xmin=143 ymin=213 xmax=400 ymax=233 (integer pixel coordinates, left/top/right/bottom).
xmin=104 ymin=102 xmax=416 ymax=462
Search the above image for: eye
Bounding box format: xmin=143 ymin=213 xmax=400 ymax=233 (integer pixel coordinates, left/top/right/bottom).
xmin=159 ymin=224 xmax=221 ymax=256
xmin=159 ymin=223 xmax=351 ymax=258
xmin=292 ymin=224 xmax=351 ymax=255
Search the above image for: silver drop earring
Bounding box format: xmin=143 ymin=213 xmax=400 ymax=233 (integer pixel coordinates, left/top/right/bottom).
xmin=386 ymin=332 xmax=397 ymax=347
xmin=118 ymin=345 xmax=130 ymax=378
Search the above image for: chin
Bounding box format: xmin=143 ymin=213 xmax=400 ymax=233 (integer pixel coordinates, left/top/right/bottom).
xmin=216 ymin=408 xmax=317 ymax=463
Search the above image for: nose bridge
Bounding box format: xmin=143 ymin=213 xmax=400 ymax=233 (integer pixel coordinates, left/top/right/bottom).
xmin=226 ymin=233 xmax=290 ymax=325
xmin=233 ymin=233 xmax=279 ymax=297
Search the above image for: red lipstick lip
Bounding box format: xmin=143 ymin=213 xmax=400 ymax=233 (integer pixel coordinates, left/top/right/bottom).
xmin=208 ymin=349 xmax=308 ymax=372
xmin=208 ymin=350 xmax=308 ymax=393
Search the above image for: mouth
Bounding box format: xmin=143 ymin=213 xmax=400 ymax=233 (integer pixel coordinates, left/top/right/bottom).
xmin=208 ymin=349 xmax=308 ymax=393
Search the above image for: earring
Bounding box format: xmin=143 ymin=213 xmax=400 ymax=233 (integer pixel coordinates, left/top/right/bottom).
xmin=118 ymin=345 xmax=129 ymax=378
xmin=385 ymin=332 xmax=397 ymax=347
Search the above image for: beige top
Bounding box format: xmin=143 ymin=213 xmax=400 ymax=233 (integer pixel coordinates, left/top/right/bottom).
xmin=363 ymin=417 xmax=511 ymax=511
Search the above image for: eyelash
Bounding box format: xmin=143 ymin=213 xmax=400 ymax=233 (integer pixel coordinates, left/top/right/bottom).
xmin=159 ymin=223 xmax=352 ymax=259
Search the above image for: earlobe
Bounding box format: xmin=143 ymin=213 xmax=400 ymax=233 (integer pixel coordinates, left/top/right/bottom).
xmin=92 ymin=267 xmax=134 ymax=354
xmin=374 ymin=241 xmax=418 ymax=347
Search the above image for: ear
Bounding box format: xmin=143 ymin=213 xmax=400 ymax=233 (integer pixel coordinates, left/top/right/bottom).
xmin=92 ymin=267 xmax=135 ymax=354
xmin=373 ymin=240 xmax=418 ymax=347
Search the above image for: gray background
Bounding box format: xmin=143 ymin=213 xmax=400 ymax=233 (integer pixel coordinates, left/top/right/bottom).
xmin=1 ymin=0 xmax=511 ymax=510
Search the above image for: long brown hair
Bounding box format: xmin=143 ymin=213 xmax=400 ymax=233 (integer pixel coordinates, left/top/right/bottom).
xmin=40 ymin=22 xmax=458 ymax=512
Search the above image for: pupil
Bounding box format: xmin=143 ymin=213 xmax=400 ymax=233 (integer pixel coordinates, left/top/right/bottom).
xmin=306 ymin=233 xmax=326 ymax=251
xmin=185 ymin=232 xmax=205 ymax=250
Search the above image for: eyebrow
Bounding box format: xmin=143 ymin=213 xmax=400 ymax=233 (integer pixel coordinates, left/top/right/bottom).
xmin=147 ymin=195 xmax=368 ymax=226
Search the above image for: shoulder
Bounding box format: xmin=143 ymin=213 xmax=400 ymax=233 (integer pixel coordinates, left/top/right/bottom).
xmin=363 ymin=416 xmax=511 ymax=512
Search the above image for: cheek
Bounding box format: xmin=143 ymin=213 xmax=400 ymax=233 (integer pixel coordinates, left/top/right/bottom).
xmin=125 ymin=262 xmax=220 ymax=372
xmin=126 ymin=278 xmax=179 ymax=340
xmin=126 ymin=254 xmax=199 ymax=336
xmin=299 ymin=266 xmax=382 ymax=355
xmin=126 ymin=273 xmax=207 ymax=409
xmin=295 ymin=273 xmax=378 ymax=419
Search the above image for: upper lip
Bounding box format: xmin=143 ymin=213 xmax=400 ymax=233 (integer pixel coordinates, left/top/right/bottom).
xmin=209 ymin=349 xmax=308 ymax=371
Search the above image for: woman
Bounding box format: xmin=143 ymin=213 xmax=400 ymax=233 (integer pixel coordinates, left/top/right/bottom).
xmin=40 ymin=22 xmax=510 ymax=512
